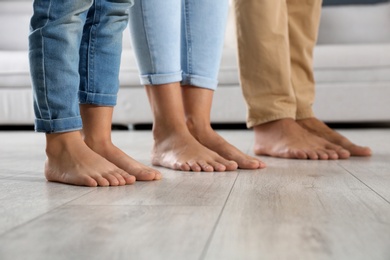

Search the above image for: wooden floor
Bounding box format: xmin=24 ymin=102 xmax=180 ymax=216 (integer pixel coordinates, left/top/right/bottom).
xmin=0 ymin=128 xmax=389 ymax=260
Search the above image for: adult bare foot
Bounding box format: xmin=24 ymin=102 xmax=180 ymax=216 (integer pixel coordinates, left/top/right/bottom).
xmin=187 ymin=121 xmax=266 ymax=169
xmin=297 ymin=117 xmax=372 ymax=157
xmin=253 ymin=118 xmax=351 ymax=160
xmin=84 ymin=139 xmax=162 ymax=181
xmin=179 ymin=85 xmax=264 ymax=169
xmin=152 ymin=128 xmax=238 ymax=172
xmin=45 ymin=131 xmax=136 ymax=187
xmin=144 ymin=83 xmax=237 ymax=172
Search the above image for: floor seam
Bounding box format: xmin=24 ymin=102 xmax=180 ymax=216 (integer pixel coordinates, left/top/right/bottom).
xmin=338 ymin=162 xmax=390 ymax=205
xmin=199 ymin=170 xmax=239 ymax=260
xmin=0 ymin=188 xmax=97 ymax=238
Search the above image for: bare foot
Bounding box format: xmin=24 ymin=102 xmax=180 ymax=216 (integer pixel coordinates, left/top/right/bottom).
xmin=84 ymin=139 xmax=162 ymax=181
xmin=143 ymin=83 xmax=237 ymax=172
xmin=253 ymin=118 xmax=351 ymax=160
xmin=152 ymin=127 xmax=238 ymax=172
xmin=78 ymin=104 xmax=160 ymax=181
xmin=297 ymin=117 xmax=372 ymax=157
xmin=45 ymin=132 xmax=136 ymax=187
xmin=187 ymin=121 xmax=266 ymax=169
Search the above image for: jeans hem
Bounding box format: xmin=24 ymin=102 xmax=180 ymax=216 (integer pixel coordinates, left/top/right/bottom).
xmin=78 ymin=91 xmax=117 ymax=106
xmin=35 ymin=116 xmax=83 ymax=133
xmin=140 ymin=71 xmax=182 ymax=85
xmin=181 ymin=73 xmax=218 ymax=90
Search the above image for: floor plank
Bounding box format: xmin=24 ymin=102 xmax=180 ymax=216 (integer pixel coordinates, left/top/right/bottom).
xmin=0 ymin=176 xmax=95 ymax=235
xmin=204 ymin=158 xmax=390 ymax=260
xmin=0 ymin=205 xmax=221 ymax=260
xmin=68 ymin=169 xmax=237 ymax=206
xmin=337 ymin=129 xmax=390 ymax=202
xmin=0 ymin=132 xmax=96 ymax=235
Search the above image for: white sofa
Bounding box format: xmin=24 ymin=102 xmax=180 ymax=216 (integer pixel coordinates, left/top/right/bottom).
xmin=1 ymin=0 xmax=390 ymax=128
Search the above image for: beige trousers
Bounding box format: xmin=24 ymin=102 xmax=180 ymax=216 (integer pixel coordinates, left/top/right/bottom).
xmin=233 ymin=0 xmax=323 ymax=128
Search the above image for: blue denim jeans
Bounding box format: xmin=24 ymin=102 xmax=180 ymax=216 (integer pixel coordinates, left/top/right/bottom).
xmin=29 ymin=0 xmax=133 ymax=133
xmin=128 ymin=0 xmax=229 ymax=90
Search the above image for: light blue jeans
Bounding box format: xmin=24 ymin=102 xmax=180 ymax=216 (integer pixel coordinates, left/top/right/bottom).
xmin=128 ymin=0 xmax=229 ymax=90
xmin=29 ymin=0 xmax=133 ymax=133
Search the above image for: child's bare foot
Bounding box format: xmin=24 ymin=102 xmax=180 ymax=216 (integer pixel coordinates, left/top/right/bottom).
xmin=45 ymin=131 xmax=135 ymax=187
xmin=84 ymin=139 xmax=162 ymax=181
xmin=253 ymin=118 xmax=350 ymax=160
xmin=297 ymin=117 xmax=372 ymax=157
xmin=187 ymin=121 xmax=265 ymax=169
xmin=152 ymin=127 xmax=238 ymax=172
xmin=79 ymin=104 xmax=161 ymax=181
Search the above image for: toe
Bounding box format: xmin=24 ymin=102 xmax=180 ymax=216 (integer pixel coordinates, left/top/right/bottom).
xmin=175 ymin=161 xmax=191 ymax=171
xmin=238 ymin=158 xmax=262 ymax=169
xmin=346 ymin=144 xmax=372 ymax=157
xmin=198 ymin=160 xmax=214 ymax=172
xmin=316 ymin=149 xmax=329 ymax=160
xmin=325 ymin=150 xmax=339 ymax=160
xmin=186 ymin=160 xmax=201 ymax=172
xmin=102 ymin=173 xmax=120 ymax=186
xmin=225 ymin=161 xmax=238 ymax=171
xmin=210 ymin=161 xmax=227 ymax=172
xmin=112 ymin=172 xmax=127 ymax=186
xmin=304 ymin=150 xmax=318 ymax=160
xmin=119 ymin=171 xmax=136 ymax=184
xmin=132 ymin=169 xmax=159 ymax=181
xmin=292 ymin=149 xmax=309 ymax=160
xmin=338 ymin=148 xmax=351 ymax=159
xmin=95 ymin=176 xmax=110 ymax=187
xmin=76 ymin=175 xmax=98 ymax=187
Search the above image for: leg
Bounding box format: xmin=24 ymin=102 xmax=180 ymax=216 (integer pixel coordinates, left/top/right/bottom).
xmin=29 ymin=0 xmax=134 ymax=186
xmin=287 ymin=0 xmax=321 ymax=120
xmin=180 ymin=0 xmax=264 ymax=169
xmin=78 ymin=0 xmax=161 ymax=180
xmin=234 ymin=0 xmax=350 ymax=160
xmin=128 ymin=0 xmax=237 ymax=171
xmin=233 ymin=0 xmax=296 ymax=127
xmin=286 ymin=0 xmax=371 ymax=156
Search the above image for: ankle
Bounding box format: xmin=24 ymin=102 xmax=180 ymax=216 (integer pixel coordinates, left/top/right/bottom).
xmin=45 ymin=131 xmax=82 ymax=157
xmin=185 ymin=117 xmax=211 ymax=138
xmin=152 ymin=120 xmax=189 ymax=141
xmin=83 ymin=138 xmax=115 ymax=157
xmin=84 ymin=135 xmax=112 ymax=147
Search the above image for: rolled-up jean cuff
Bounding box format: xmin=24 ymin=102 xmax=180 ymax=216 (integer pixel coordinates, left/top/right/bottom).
xmin=78 ymin=91 xmax=117 ymax=106
xmin=35 ymin=116 xmax=83 ymax=133
xmin=140 ymin=71 xmax=183 ymax=85
xmin=182 ymin=73 xmax=218 ymax=90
